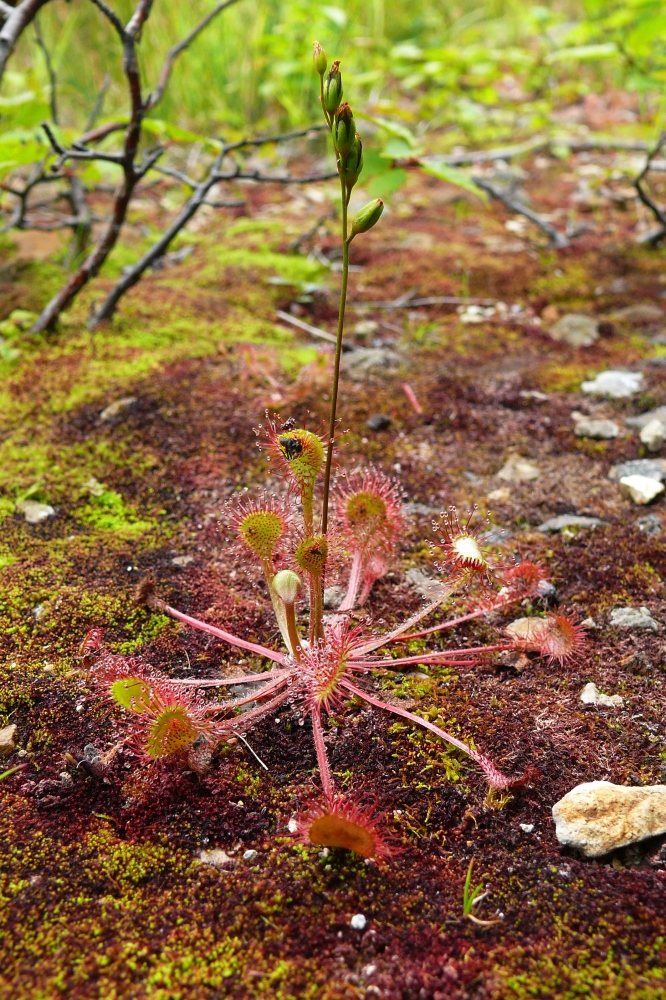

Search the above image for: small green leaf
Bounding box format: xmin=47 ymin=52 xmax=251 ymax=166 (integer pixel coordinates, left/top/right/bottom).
xmin=111 ymin=677 xmax=154 ymax=713
xmin=418 ymin=161 xmax=487 ymax=202
xmin=544 ymin=43 xmax=618 ymax=64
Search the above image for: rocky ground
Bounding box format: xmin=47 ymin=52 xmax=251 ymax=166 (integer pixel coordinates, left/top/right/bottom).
xmin=2 ymin=148 xmax=666 ymax=999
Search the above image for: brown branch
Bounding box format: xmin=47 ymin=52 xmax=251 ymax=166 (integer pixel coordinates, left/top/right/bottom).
xmin=33 ymin=13 xmax=58 ymax=124
xmin=471 ymin=176 xmax=568 ymax=248
xmin=146 ymin=0 xmax=243 ymax=110
xmin=633 ymin=130 xmax=666 ymax=242
xmin=0 ymin=0 xmax=53 ymax=84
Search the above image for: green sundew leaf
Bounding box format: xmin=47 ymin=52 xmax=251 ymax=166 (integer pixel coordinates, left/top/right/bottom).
xmin=111 ymin=677 xmax=154 ymax=713
xmin=544 ymin=43 xmax=618 ymax=64
xmin=418 ymin=161 xmax=487 ymax=202
xmin=368 ymin=169 xmax=407 ymax=199
xmin=146 ymin=705 xmax=199 ymax=757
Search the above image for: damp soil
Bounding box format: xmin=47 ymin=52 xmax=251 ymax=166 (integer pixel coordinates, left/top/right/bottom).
xmin=2 ymin=155 xmax=666 ymax=999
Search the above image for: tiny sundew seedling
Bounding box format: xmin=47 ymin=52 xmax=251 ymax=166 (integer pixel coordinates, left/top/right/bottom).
xmin=78 ymin=48 xmax=586 ymax=863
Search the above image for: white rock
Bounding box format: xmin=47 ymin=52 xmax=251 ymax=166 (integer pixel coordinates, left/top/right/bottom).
xmin=341 ymin=348 xmax=402 ymax=381
xmin=0 ymin=723 xmax=17 ymax=756
xmin=610 ymin=606 xmax=659 ymax=631
xmin=573 ymin=417 xmax=619 ymax=440
xmin=609 ymin=458 xmax=666 ymax=482
xmin=640 ymin=418 xmax=666 ymax=453
xmin=519 ymin=823 xmax=534 ymax=833
xmin=579 ymin=682 xmax=624 ymax=708
xmin=350 ymin=913 xmax=367 ymax=930
xmin=549 ymin=313 xmax=599 ymax=347
xmin=99 ymin=396 xmax=137 ymax=421
xmin=171 ymin=555 xmax=194 ymax=567
xmin=625 ymin=406 xmax=666 ymax=430
xmin=16 ymin=500 xmax=55 ymax=524
xmin=581 ymin=370 xmax=643 ymax=398
xmin=243 ymin=849 xmax=258 ymax=862
xmin=505 ymin=617 xmax=551 ymax=643
xmin=619 ymin=474 xmax=664 ymax=505
xmin=552 ymin=781 xmax=666 ymax=857
xmin=406 ymin=568 xmax=448 ymax=600
xmin=536 ymin=514 xmax=606 ymax=533
xmin=497 ymin=454 xmax=539 ymax=482
xmin=197 ymin=848 xmax=233 ymax=867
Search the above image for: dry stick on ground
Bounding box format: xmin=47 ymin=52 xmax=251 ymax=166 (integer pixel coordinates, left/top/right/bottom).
xmin=30 ymin=0 xmax=244 ymax=334
xmin=633 ymin=131 xmax=666 ymax=246
xmin=91 ymin=125 xmax=333 ymax=327
xmin=471 ymin=176 xmax=569 ymax=248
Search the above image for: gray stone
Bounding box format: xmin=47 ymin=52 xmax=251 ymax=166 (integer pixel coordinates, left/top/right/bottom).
xmin=497 ymin=454 xmax=539 ymax=482
xmin=637 ymin=512 xmax=662 ymax=537
xmin=625 ymin=406 xmax=666 ymax=430
xmin=610 ymin=606 xmax=659 ymax=631
xmin=619 ymin=474 xmax=664 ymax=505
xmin=406 ymin=568 xmax=447 ymax=600
xmin=99 ymin=396 xmax=137 ymax=422
xmin=552 ymin=781 xmax=666 ymax=857
xmin=366 ymin=414 xmax=391 ymax=431
xmin=612 ymin=303 xmax=664 ymax=327
xmin=16 ymin=500 xmax=55 ymax=524
xmin=609 ymin=458 xmax=666 ymax=482
xmin=403 ymin=502 xmax=439 ymax=517
xmin=640 ymin=418 xmax=666 ymax=452
xmin=323 ymin=586 xmax=345 ymax=609
xmin=171 ymin=555 xmax=194 ymax=567
xmin=243 ymin=849 xmax=258 ymax=862
xmin=549 ymin=313 xmax=599 ymax=347
xmin=197 ymin=848 xmax=234 ymax=867
xmin=581 ymin=370 xmax=643 ymax=398
xmin=0 ymin=723 xmax=17 ymax=756
xmin=341 ymin=348 xmax=403 ymax=381
xmin=579 ymin=682 xmax=624 ymax=708
xmin=573 ymin=417 xmax=620 ymax=440
xmin=536 ymin=514 xmax=607 ymax=533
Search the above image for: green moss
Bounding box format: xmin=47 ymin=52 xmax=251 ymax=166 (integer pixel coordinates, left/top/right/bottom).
xmin=75 ymin=490 xmax=156 ymax=536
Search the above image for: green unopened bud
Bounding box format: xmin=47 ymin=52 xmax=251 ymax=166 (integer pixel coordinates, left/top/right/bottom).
xmin=342 ymin=133 xmax=363 ymax=189
xmin=323 ymin=61 xmax=342 ymax=115
xmin=313 ymin=41 xmax=327 ymax=76
xmin=296 ymin=535 xmax=328 ymax=577
xmin=350 ymin=198 xmax=384 ymax=238
xmin=334 ymin=103 xmax=355 ymax=157
xmin=273 ymin=569 xmax=302 ymax=605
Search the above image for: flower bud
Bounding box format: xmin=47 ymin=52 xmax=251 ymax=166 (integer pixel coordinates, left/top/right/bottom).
xmin=333 ymin=103 xmax=355 ymax=157
xmin=273 ymin=569 xmax=302 ymax=605
xmin=342 ymin=133 xmax=363 ymax=189
xmin=323 ymin=61 xmax=342 ymax=115
xmin=313 ymin=41 xmax=327 ymax=76
xmin=350 ymin=198 xmax=384 ymax=237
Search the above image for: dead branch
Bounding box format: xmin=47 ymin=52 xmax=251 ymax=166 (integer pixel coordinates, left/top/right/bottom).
xmin=471 ymin=176 xmax=568 ymax=248
xmin=33 ymin=14 xmax=58 ymax=124
xmin=633 ymin=130 xmax=666 ymax=245
xmin=146 ymin=0 xmax=243 ymax=110
xmin=0 ymin=0 xmax=53 ymax=84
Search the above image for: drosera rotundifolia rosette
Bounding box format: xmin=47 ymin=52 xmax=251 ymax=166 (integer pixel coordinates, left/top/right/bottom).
xmin=80 ymin=47 xmax=587 ymax=862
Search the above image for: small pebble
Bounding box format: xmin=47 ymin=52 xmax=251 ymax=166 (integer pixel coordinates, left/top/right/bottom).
xmin=637 ymin=513 xmax=662 ymax=537
xmin=573 ymin=417 xmax=619 ymax=440
xmin=579 ymin=682 xmax=624 ymax=708
xmin=243 ymin=849 xmax=258 ymax=862
xmin=496 ymin=454 xmax=539 ymax=482
xmin=350 ymin=913 xmax=367 ymax=931
xmin=366 ymin=414 xmax=391 ymax=431
xmin=519 ymin=823 xmax=534 ymax=833
xmin=619 ymin=474 xmax=664 ymax=505
xmin=609 ymin=607 xmax=659 ymax=631
xmin=581 ymin=370 xmax=643 ymax=398
xmin=16 ymin=500 xmax=55 ymax=524
xmin=99 ymin=396 xmax=137 ymax=422
xmin=640 ymin=418 xmax=666 ymax=453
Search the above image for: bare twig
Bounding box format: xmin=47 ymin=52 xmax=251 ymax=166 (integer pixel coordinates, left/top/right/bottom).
xmin=633 ymin=130 xmax=666 ymax=243
xmin=85 ymin=73 xmax=111 ymax=131
xmin=0 ymin=0 xmax=53 ymax=84
xmin=350 ymin=294 xmax=497 ymax=309
xmin=33 ymin=14 xmax=58 ymax=124
xmin=275 ymin=310 xmax=338 ymax=345
xmin=420 ymin=135 xmax=651 ymax=169
xmin=147 ymin=0 xmax=243 ymax=110
xmin=288 ymin=208 xmax=336 ymax=251
xmin=471 ymin=176 xmax=568 ymax=248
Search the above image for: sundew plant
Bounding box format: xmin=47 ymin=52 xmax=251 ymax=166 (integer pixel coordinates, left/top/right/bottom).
xmin=82 ymin=47 xmax=586 ymax=861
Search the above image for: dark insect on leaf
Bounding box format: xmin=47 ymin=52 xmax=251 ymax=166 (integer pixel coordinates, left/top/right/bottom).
xmin=279 ymin=436 xmax=303 ymax=460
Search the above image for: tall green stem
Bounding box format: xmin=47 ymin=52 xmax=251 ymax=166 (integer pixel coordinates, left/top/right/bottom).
xmin=321 ymin=188 xmax=349 ymax=536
